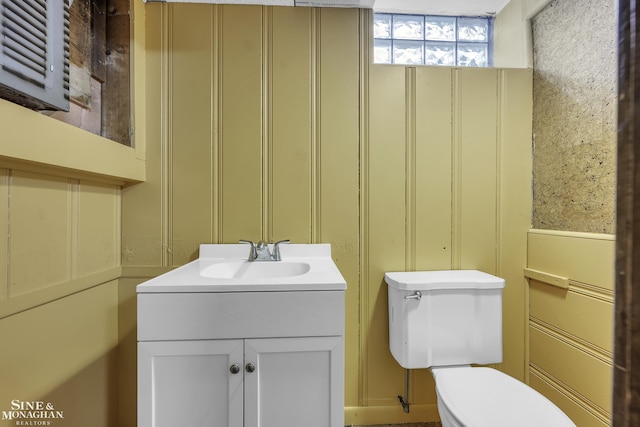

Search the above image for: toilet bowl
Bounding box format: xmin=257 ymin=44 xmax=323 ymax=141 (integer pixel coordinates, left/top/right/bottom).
xmin=385 ymin=270 xmax=576 ymax=427
xmin=431 ymin=366 xmax=575 ymax=427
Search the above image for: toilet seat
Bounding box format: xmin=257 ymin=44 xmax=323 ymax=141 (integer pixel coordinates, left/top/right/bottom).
xmin=431 ymin=366 xmax=576 ymax=427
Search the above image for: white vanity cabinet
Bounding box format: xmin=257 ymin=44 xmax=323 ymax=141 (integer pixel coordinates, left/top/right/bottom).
xmin=138 ymin=339 xmax=244 ymax=427
xmin=138 ymin=289 xmax=345 ymax=427
xmin=137 ymin=244 xmax=347 ymax=427
xmin=138 ymin=336 xmax=343 ymax=427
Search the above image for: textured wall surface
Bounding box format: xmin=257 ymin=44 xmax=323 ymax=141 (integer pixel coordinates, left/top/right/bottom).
xmin=532 ymin=0 xmax=617 ymax=234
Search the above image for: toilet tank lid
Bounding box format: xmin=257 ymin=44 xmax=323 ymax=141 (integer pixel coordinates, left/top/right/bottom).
xmin=385 ymin=270 xmax=505 ymax=291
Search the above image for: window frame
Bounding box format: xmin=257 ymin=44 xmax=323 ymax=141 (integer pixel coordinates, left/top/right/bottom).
xmin=373 ymin=13 xmax=494 ymax=67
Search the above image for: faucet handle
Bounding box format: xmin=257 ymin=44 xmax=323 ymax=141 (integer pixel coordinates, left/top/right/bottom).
xmin=239 ymin=240 xmax=257 ymax=261
xmin=272 ymin=239 xmax=290 ymax=261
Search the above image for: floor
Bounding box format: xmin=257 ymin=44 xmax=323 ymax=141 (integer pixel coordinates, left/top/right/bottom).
xmin=349 ymin=423 xmax=442 ymax=427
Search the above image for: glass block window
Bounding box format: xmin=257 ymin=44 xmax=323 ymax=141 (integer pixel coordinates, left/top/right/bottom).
xmin=374 ymin=13 xmax=493 ymax=67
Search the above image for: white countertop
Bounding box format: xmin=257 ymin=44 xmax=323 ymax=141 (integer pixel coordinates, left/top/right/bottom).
xmin=136 ymin=243 xmax=347 ymax=293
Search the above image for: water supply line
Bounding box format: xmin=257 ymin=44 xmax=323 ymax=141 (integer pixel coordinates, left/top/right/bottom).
xmin=397 ymin=369 xmax=411 ymax=413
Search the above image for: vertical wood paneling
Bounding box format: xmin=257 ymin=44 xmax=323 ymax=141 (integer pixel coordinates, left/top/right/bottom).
xmin=366 ymin=65 xmax=407 ymax=405
xmin=405 ymin=68 xmax=417 ymax=271
xmin=10 ymin=172 xmax=71 ymax=296
xmin=358 ymin=9 xmax=371 ymax=410
xmin=360 ymin=65 xmax=532 ymax=417
xmin=161 ymin=5 xmax=173 ymax=267
xmin=169 ymin=5 xmax=215 ymax=263
xmin=220 ymin=5 xmax=263 ymax=243
xmin=456 ymin=68 xmax=499 ymax=271
xmin=212 ymin=6 xmax=222 ymax=244
xmin=70 ymin=178 xmax=79 ymax=280
xmin=133 ymin=5 xmax=536 ymax=424
xmin=497 ymin=69 xmax=532 ymax=380
xmin=411 ymin=66 xmax=454 ymax=403
xmin=122 ymin=2 xmax=164 ymax=266
xmin=77 ymin=182 xmax=119 ymax=276
xmin=0 ymin=168 xmax=122 ymax=424
xmin=0 ymin=171 xmax=121 ymax=299
xmin=271 ymin=7 xmax=312 ymax=243
xmin=317 ymin=7 xmax=360 ymax=407
xmin=0 ymin=169 xmax=7 ymax=301
xmin=262 ymin=7 xmax=273 ymax=240
xmin=414 ymin=67 xmax=453 ymax=271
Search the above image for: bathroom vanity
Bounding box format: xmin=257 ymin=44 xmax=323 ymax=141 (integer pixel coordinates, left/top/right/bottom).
xmin=137 ymin=243 xmax=346 ymax=427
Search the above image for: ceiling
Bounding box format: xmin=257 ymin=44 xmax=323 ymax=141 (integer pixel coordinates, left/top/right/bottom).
xmin=373 ymin=0 xmax=512 ymax=16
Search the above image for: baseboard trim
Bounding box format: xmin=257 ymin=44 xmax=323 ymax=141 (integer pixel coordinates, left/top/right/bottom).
xmin=344 ymin=404 xmax=440 ymax=425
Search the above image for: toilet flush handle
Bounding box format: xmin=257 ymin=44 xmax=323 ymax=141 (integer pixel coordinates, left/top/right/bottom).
xmin=405 ymin=291 xmax=422 ymax=300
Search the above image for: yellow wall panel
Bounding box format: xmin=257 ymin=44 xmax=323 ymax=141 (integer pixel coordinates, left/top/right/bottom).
xmin=530 ymin=280 xmax=613 ymax=353
xmin=220 ymin=5 xmax=264 ymax=243
xmin=497 ymin=69 xmax=532 ymax=380
xmin=530 ymin=371 xmax=609 ymax=427
xmin=170 ymin=5 xmax=215 ymax=263
xmin=530 ymin=326 xmax=612 ymax=414
xmin=528 ymin=230 xmax=615 ymax=291
xmin=0 ymin=1 xmax=141 ymax=425
xmin=317 ymin=7 xmax=360 ymax=407
xmin=0 ymin=169 xmax=122 ymax=425
xmin=0 ymin=282 xmax=118 ymax=426
xmin=410 ymin=67 xmax=454 ymax=404
xmin=270 ymin=6 xmax=313 ymax=242
xmin=77 ymin=182 xmax=120 ymax=276
xmin=527 ymin=230 xmax=614 ymax=425
xmin=10 ymin=172 xmax=71 ymax=296
xmin=358 ymin=65 xmax=532 ymax=418
xmin=414 ymin=67 xmax=453 ymax=271
xmin=0 ymin=2 xmax=612 ymax=426
xmin=366 ymin=65 xmax=408 ymax=405
xmin=0 ymin=169 xmax=7 ymax=301
xmin=122 ymin=2 xmax=165 ymax=266
xmin=456 ymin=68 xmax=498 ymax=272
xmin=117 ymin=277 xmax=144 ymax=427
xmin=129 ymin=6 xmax=534 ymax=424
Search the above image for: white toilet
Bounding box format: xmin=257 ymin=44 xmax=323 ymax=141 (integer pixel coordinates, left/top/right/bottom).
xmin=385 ymin=270 xmax=576 ymax=427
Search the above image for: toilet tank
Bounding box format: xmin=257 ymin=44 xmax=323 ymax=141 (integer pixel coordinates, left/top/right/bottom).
xmin=385 ymin=270 xmax=505 ymax=369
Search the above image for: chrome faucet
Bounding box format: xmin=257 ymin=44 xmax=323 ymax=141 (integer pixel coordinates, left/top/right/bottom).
xmin=239 ymin=239 xmax=290 ymax=261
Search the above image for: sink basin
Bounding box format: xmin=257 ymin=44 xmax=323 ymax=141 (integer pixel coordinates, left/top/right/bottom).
xmin=136 ymin=243 xmax=346 ymax=292
xmin=200 ymin=261 xmax=310 ymax=279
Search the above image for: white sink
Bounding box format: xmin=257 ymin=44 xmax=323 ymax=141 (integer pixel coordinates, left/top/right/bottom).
xmin=136 ymin=243 xmax=346 ymax=293
xmin=200 ymin=260 xmax=311 ymax=279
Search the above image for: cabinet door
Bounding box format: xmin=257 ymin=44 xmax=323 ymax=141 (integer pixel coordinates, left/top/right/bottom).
xmin=244 ymin=336 xmax=344 ymax=427
xmin=139 ymin=340 xmax=244 ymax=427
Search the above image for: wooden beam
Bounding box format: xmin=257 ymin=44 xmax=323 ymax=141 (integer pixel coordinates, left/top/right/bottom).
xmin=102 ymin=0 xmax=131 ymax=145
xmin=92 ymin=0 xmax=107 ymax=83
xmin=614 ymin=1 xmax=640 ymax=425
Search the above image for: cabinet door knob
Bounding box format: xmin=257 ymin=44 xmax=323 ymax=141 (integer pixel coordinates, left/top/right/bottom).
xmin=245 ymin=362 xmax=256 ymax=373
xmin=229 ymin=364 xmax=240 ymax=374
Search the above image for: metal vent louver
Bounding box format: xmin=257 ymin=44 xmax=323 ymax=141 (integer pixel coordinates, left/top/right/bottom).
xmin=0 ymin=0 xmax=70 ymax=111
